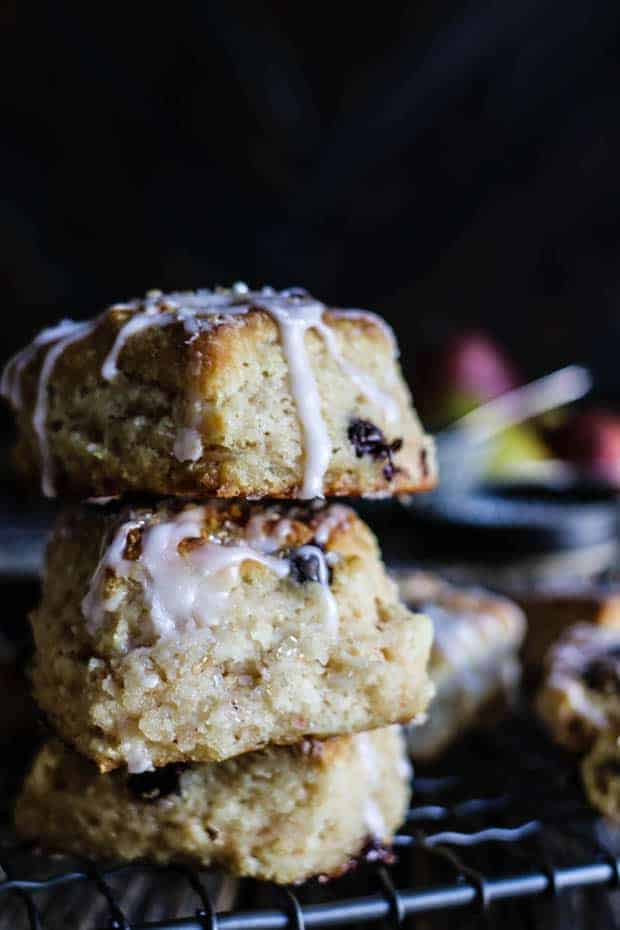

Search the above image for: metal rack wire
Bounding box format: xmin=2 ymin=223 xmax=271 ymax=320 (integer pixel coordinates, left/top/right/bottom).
xmin=1 ymin=714 xmax=619 ymax=930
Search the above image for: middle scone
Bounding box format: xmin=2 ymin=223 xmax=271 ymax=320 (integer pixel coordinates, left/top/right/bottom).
xmin=32 ymin=499 xmax=433 ymax=773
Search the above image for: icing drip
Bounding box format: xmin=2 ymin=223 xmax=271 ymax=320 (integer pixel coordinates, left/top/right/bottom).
xmin=173 ymin=428 xmax=203 ymax=463
xmin=258 ymin=298 xmax=330 ymax=498
xmin=2 ymin=285 xmax=400 ymax=499
xmin=356 ymin=732 xmax=386 ymax=839
xmin=292 ymin=544 xmax=339 ymax=635
xmin=82 ymin=505 xmax=339 ymax=640
xmin=315 ymin=320 xmax=399 ymax=423
xmin=82 ymin=519 xmax=145 ymax=634
xmin=313 ymin=504 xmax=351 ymax=545
xmin=0 ymin=319 xmax=83 ymax=408
xmin=102 ymin=306 xmax=178 ymax=381
xmin=33 ymin=321 xmax=95 ymax=497
xmin=123 ymin=742 xmax=154 ymax=775
xmin=101 ymin=291 xmax=250 ymax=381
xmin=388 ymin=725 xmax=413 ymax=781
xmin=82 ymin=506 xmax=289 ymax=639
xmin=245 ymin=512 xmax=294 ymax=553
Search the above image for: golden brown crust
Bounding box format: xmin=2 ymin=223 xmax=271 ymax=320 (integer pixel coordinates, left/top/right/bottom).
xmin=6 ymin=298 xmax=436 ymax=499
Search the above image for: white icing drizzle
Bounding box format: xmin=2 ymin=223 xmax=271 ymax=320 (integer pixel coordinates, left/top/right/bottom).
xmin=315 ymin=319 xmax=399 ymax=423
xmin=101 ymin=290 xmax=250 ymax=381
xmin=389 ymin=725 xmax=414 ymax=780
xmin=102 ymin=306 xmax=177 ymax=381
xmin=312 ymin=504 xmax=351 ymax=545
xmin=82 ymin=505 xmax=340 ymax=640
xmin=33 ymin=321 xmax=95 ymax=497
xmin=82 ymin=519 xmax=145 ymax=634
xmin=3 ymin=285 xmax=401 ymax=499
xmin=123 ymin=741 xmax=154 ymax=775
xmin=258 ymin=298 xmax=330 ymax=498
xmin=82 ymin=506 xmax=289 ymax=639
xmin=245 ymin=512 xmax=294 ymax=553
xmin=294 ymin=544 xmax=339 ymax=635
xmin=356 ymin=733 xmax=386 ymax=839
xmin=173 ymin=427 xmax=203 ymax=463
xmin=0 ymin=319 xmax=83 ymax=408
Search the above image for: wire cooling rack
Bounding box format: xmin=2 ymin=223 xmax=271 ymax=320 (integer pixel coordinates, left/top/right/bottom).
xmin=1 ymin=714 xmax=620 ymax=930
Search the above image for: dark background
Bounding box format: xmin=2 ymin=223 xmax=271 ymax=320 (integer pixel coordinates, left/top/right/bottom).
xmin=2 ymin=1 xmax=620 ymax=396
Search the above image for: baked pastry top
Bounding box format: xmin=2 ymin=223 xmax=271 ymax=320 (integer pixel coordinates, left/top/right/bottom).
xmin=31 ymin=499 xmax=433 ymax=772
xmin=396 ymin=569 xmax=525 ymax=759
xmin=1 ymin=286 xmax=435 ymax=500
xmin=16 ymin=727 xmax=411 ymax=884
xmin=537 ymin=623 xmax=620 ymax=752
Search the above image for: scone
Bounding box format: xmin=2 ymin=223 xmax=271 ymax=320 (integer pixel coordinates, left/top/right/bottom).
xmin=31 ymin=499 xmax=433 ymax=772
xmin=396 ymin=570 xmax=525 ymax=760
xmin=15 ymin=727 xmax=410 ymax=884
xmin=1 ymin=285 xmax=435 ymax=500
xmin=514 ymin=582 xmax=620 ymax=679
xmin=582 ymin=733 xmax=620 ymax=821
xmin=537 ymin=624 xmax=620 ymax=752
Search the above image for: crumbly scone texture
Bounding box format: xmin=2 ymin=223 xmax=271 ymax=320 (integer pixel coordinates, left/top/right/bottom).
xmin=396 ymin=570 xmax=525 ymax=760
xmin=537 ymin=623 xmax=620 ymax=753
xmin=582 ymin=733 xmax=620 ymax=821
xmin=31 ymin=500 xmax=433 ymax=772
xmin=9 ymin=303 xmax=435 ymax=499
xmin=15 ymin=728 xmax=410 ymax=884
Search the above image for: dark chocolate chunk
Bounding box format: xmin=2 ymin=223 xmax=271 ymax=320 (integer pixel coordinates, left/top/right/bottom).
xmin=289 ymin=547 xmax=323 ymax=584
xmin=347 ymin=418 xmax=403 ymax=480
xmin=582 ymin=645 xmax=620 ymax=694
xmin=127 ymin=764 xmax=187 ymax=803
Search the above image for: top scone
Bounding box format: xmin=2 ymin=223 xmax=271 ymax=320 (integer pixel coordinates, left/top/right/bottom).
xmin=1 ymin=285 xmax=435 ymax=500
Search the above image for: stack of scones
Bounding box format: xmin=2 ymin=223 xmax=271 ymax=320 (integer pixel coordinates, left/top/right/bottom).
xmin=2 ymin=285 xmax=437 ymax=884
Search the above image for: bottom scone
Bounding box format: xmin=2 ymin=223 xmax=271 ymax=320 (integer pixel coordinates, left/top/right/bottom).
xmin=582 ymin=734 xmax=620 ymax=821
xmin=15 ymin=727 xmax=410 ymax=884
xmin=396 ymin=571 xmax=525 ymax=760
